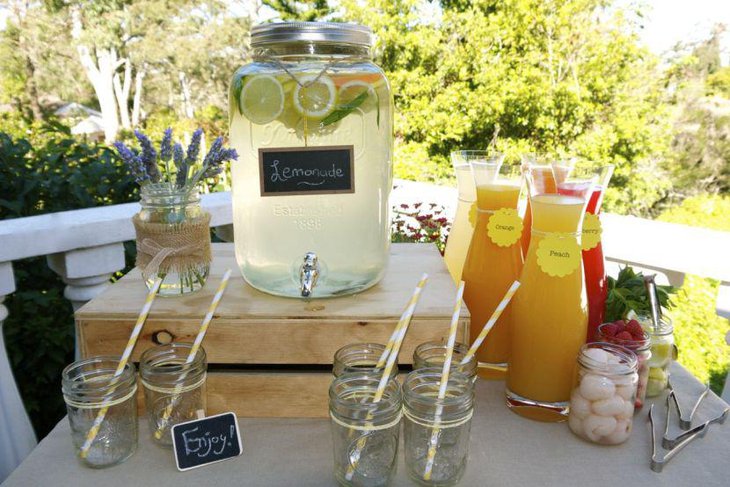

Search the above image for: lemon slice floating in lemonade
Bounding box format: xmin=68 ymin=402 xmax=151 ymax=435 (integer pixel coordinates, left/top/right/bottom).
xmin=293 ymin=74 xmax=337 ymax=120
xmin=338 ymin=79 xmax=379 ymax=112
xmin=239 ymin=75 xmax=285 ymax=124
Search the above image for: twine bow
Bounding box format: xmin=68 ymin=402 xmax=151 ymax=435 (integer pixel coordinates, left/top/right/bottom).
xmin=133 ymin=213 xmax=212 ymax=281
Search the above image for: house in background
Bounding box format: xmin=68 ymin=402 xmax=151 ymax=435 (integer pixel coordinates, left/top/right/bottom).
xmin=53 ymin=103 xmax=105 ymax=142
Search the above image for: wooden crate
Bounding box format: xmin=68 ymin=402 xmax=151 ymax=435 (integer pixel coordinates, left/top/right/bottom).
xmin=77 ymin=243 xmax=469 ymax=418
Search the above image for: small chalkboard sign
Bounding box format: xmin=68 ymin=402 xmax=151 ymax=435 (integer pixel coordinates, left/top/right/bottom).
xmin=259 ymin=145 xmax=355 ymax=196
xmin=171 ymin=412 xmax=242 ymax=471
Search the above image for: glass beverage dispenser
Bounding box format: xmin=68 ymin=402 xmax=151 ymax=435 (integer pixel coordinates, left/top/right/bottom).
xmin=229 ymin=22 xmax=393 ymax=298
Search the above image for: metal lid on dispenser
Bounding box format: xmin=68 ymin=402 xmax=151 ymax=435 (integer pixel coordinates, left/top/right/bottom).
xmin=251 ymin=22 xmax=372 ymax=48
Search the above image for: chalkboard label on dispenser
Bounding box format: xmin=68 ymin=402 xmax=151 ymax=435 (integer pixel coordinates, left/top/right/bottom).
xmin=258 ymin=145 xmax=355 ymax=196
xmin=171 ymin=412 xmax=242 ymax=471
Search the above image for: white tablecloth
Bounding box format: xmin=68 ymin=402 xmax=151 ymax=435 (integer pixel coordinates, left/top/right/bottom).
xmin=3 ymin=364 xmax=728 ymax=486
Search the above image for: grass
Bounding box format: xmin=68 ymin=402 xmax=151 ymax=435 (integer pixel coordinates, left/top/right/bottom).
xmin=659 ymin=194 xmax=730 ymax=395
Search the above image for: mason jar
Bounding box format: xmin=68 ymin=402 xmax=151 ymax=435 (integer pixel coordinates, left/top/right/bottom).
xmin=568 ymin=343 xmax=638 ymax=445
xmin=62 ymin=357 xmax=138 ymax=468
xmin=329 ymin=371 xmax=402 ymax=486
xmin=596 ymin=323 xmax=651 ymax=409
xmin=639 ymin=316 xmax=676 ymax=397
xmin=133 ymin=182 xmax=211 ymax=296
xmin=413 ymin=341 xmax=477 ymax=384
xmin=332 ymin=342 xmax=398 ymax=379
xmin=140 ymin=343 xmax=207 ymax=447
xmin=229 ymin=22 xmax=394 ymax=298
xmin=402 ymin=368 xmax=474 ymax=486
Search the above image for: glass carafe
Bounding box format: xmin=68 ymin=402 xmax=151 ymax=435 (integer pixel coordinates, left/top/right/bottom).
xmin=506 ymin=164 xmax=597 ymax=421
xmin=229 ymin=22 xmax=393 ymax=298
xmin=559 ymin=166 xmax=614 ymax=341
xmin=519 ymin=155 xmax=574 ymax=257
xmin=462 ymin=154 xmax=524 ymax=380
xmin=443 ymin=151 xmax=478 ymax=283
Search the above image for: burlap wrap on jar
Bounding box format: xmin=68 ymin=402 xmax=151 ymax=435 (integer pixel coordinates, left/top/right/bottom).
xmin=132 ymin=212 xmax=212 ymax=282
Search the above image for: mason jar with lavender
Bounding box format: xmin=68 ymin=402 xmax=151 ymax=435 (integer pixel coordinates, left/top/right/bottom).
xmin=115 ymin=128 xmax=237 ymax=295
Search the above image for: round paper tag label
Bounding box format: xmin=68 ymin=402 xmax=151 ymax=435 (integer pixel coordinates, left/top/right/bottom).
xmin=581 ymin=213 xmax=602 ymax=251
xmin=487 ymin=208 xmax=523 ymax=247
xmin=468 ymin=202 xmax=477 ymax=228
xmin=536 ymin=234 xmax=581 ymax=277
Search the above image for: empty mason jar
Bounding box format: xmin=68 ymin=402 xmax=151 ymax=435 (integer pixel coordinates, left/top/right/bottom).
xmin=140 ymin=343 xmax=207 ymax=446
xmin=413 ymin=341 xmax=477 ymax=383
xmin=329 ymin=371 xmax=402 ymax=487
xmin=332 ymin=342 xmax=398 ymax=378
xmin=403 ymin=368 xmax=474 ymax=486
xmin=62 ymin=356 xmax=138 ymax=468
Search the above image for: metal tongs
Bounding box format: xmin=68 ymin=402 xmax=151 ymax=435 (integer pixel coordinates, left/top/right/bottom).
xmin=648 ymin=393 xmax=708 ymax=473
xmin=668 ymin=381 xmax=710 ymax=430
xmin=648 ymin=387 xmax=729 ymax=472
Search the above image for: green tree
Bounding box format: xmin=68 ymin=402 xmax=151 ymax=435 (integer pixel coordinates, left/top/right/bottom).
xmin=342 ymin=0 xmax=672 ymax=214
xmin=262 ymin=0 xmax=334 ymax=21
xmin=0 ymin=1 xmax=87 ymax=120
xmin=663 ymin=26 xmax=730 ymax=199
xmin=1 ymin=1 xmax=252 ymax=140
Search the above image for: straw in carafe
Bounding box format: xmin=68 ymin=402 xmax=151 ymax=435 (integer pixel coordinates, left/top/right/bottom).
xmin=643 ymin=274 xmax=662 ymax=332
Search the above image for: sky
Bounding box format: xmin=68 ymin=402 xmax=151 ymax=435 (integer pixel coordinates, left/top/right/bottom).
xmin=622 ymin=0 xmax=730 ymax=60
xmin=1 ymin=1 xmax=728 ymax=62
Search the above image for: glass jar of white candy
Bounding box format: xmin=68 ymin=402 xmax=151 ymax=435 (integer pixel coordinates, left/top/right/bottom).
xmin=568 ymin=343 xmax=638 ymax=445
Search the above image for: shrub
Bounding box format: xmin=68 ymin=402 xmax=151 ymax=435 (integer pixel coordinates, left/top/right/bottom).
xmin=660 ymin=194 xmax=730 ymax=394
xmin=1 ymin=127 xmax=138 ymax=438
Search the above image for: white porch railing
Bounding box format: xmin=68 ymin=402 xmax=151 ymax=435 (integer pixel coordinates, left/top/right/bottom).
xmin=1 ymin=183 xmax=729 ymax=481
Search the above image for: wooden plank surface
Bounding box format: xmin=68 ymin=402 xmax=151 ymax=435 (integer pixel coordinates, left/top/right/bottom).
xmin=79 ymin=316 xmax=468 ymax=364
xmin=136 ymin=371 xmax=410 ymax=418
xmin=76 ymin=243 xmax=469 ymax=365
xmin=76 ymin=243 xmax=465 ymax=321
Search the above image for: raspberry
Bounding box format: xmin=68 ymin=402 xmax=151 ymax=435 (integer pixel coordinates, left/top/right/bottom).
xmin=615 ymin=331 xmax=633 ymax=342
xmin=614 ymin=320 xmax=626 ymax=332
xmin=601 ymin=323 xmax=619 ymax=337
xmin=626 ymin=320 xmax=644 ymax=337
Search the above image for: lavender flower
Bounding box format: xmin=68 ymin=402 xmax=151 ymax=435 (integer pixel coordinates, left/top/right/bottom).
xmin=134 ymin=130 xmax=160 ymax=182
xmin=173 ymin=142 xmax=187 ymax=188
xmin=202 ymin=137 xmax=224 ymax=167
xmin=173 ymin=142 xmax=184 ymax=168
xmin=185 ymin=128 xmax=203 ymax=166
xmin=160 ymin=128 xmax=173 ymax=162
xmin=204 ymin=147 xmax=238 ymax=179
xmin=115 ymin=128 xmax=236 ymax=190
xmin=113 ymin=141 xmax=149 ymax=183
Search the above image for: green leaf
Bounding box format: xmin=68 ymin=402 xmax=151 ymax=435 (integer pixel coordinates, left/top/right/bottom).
xmin=230 ymin=73 xmax=246 ymax=118
xmin=320 ymin=91 xmax=369 ymax=127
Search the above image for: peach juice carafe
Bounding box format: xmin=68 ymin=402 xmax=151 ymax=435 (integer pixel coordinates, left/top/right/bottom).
xmin=443 ymin=151 xmax=478 ymax=283
xmin=506 ymin=165 xmax=596 ymax=421
xmin=462 ymin=155 xmax=524 ymax=379
xmin=229 ymin=22 xmax=393 ymax=298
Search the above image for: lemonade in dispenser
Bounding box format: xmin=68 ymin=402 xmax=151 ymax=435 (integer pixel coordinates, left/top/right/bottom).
xmin=229 ymin=22 xmax=393 ymax=298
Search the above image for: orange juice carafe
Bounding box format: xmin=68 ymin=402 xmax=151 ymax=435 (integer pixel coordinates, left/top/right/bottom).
xmin=462 ymin=155 xmax=524 ymax=379
xmin=506 ymin=165 xmax=596 ymax=421
xmin=443 ymin=151 xmax=478 ymax=283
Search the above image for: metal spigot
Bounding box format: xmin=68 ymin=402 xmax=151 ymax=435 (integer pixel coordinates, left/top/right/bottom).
xmin=299 ymin=252 xmax=319 ymax=297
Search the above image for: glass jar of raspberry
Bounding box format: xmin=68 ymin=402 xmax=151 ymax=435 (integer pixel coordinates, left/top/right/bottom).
xmin=597 ymin=320 xmax=651 ymax=409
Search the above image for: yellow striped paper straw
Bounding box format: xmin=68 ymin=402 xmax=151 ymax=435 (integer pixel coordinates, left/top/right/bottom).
xmin=345 ymin=273 xmax=429 ymax=482
xmin=461 ymin=281 xmax=521 ymax=365
xmin=79 ymin=278 xmax=162 ymax=458
xmin=153 ymin=269 xmax=232 ymax=439
xmin=423 ymin=281 xmax=465 ymax=481
xmin=374 ymin=273 xmax=429 ymax=369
